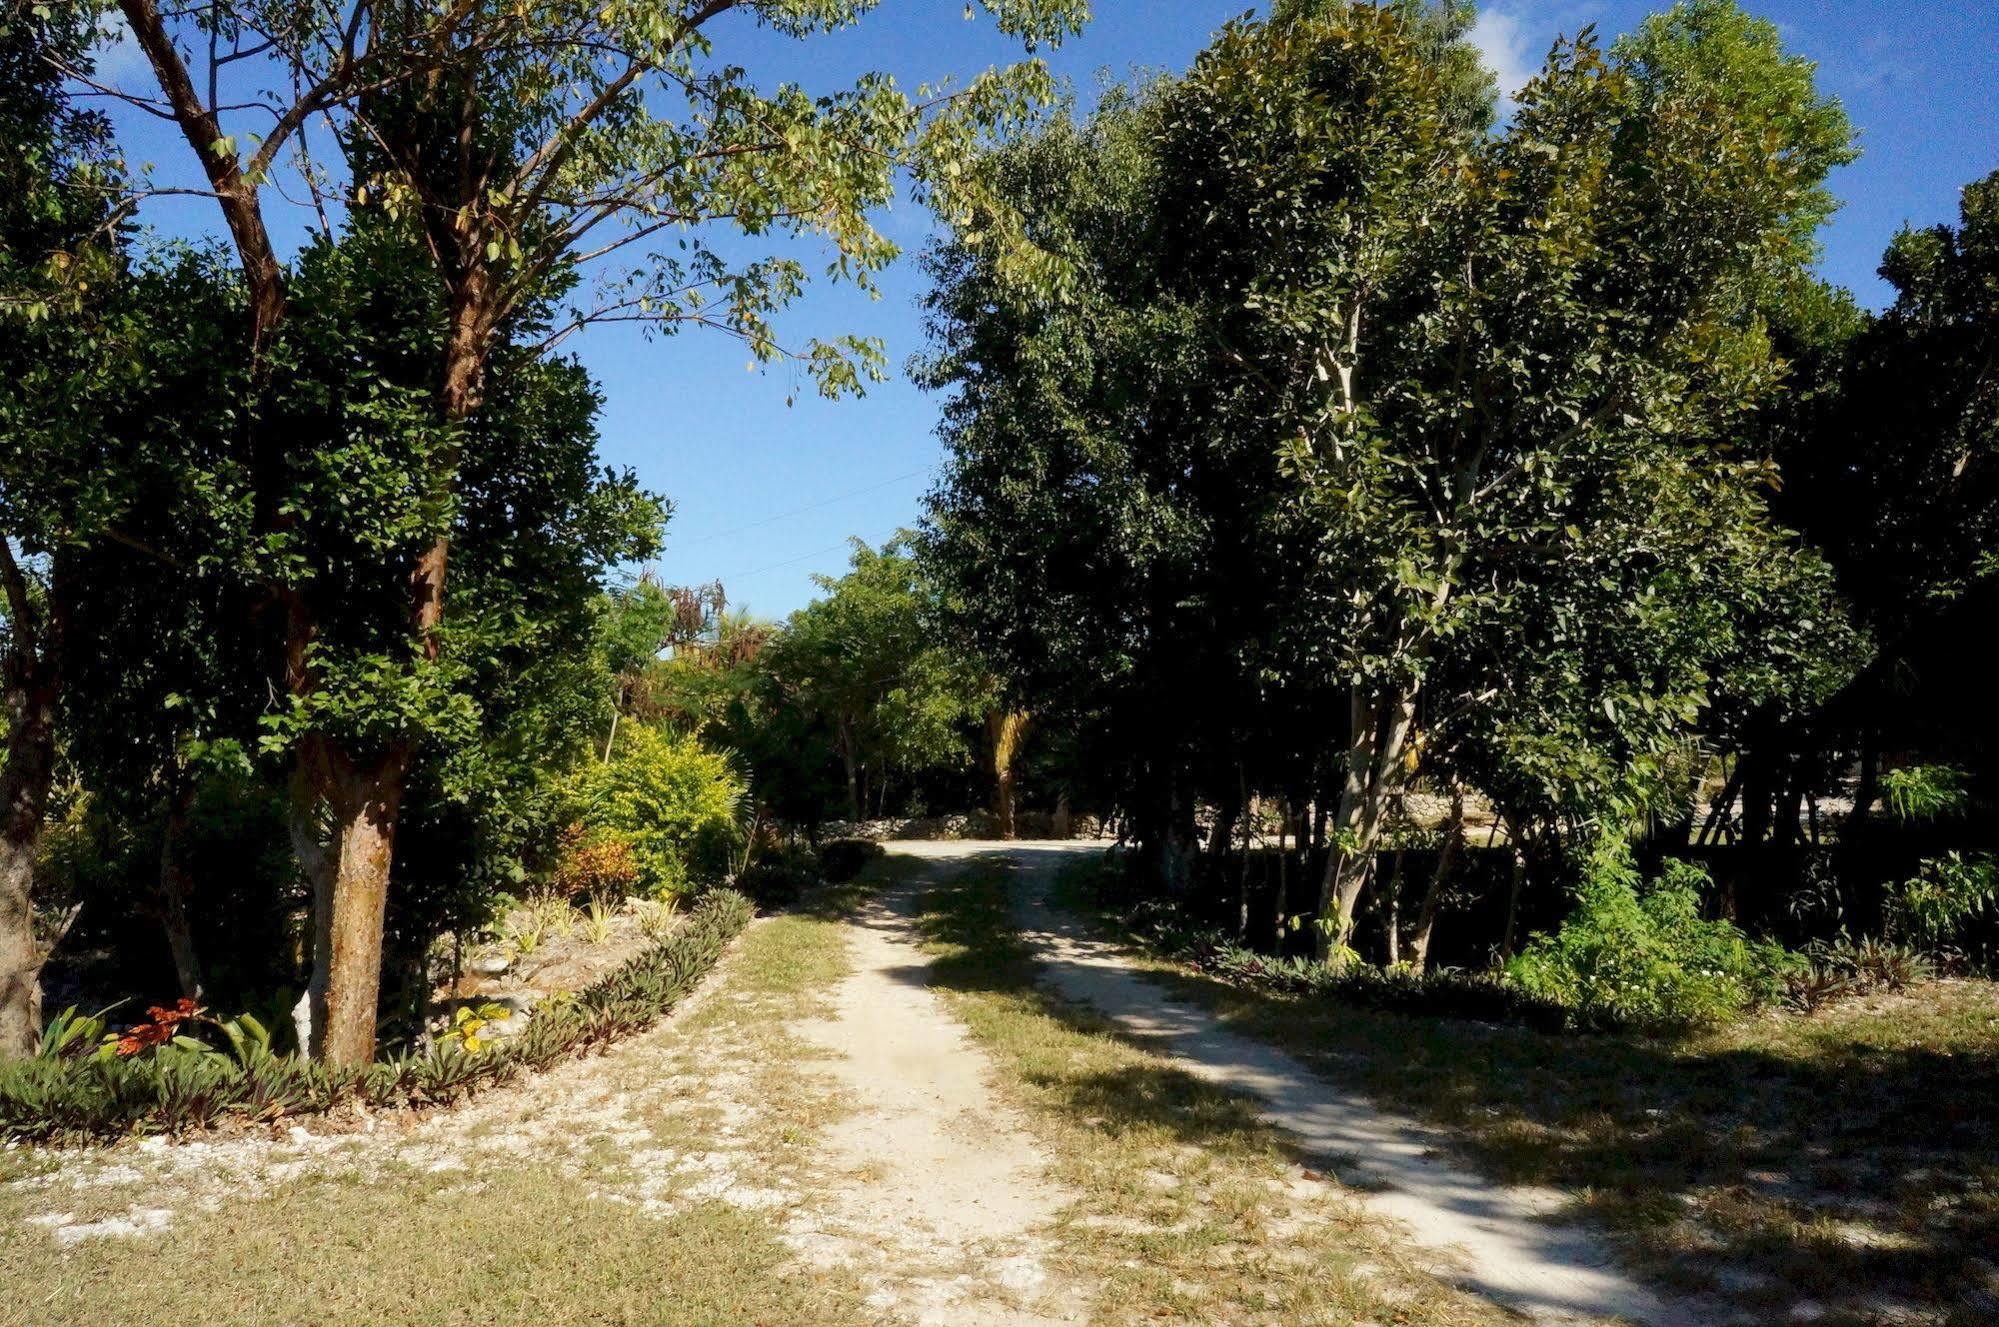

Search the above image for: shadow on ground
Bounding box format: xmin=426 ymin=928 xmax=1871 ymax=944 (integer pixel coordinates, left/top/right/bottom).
xmin=892 ymin=846 xmax=1998 ymax=1327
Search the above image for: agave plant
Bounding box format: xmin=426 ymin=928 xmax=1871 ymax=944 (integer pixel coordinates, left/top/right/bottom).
xmin=582 ymin=892 xmax=618 ymax=945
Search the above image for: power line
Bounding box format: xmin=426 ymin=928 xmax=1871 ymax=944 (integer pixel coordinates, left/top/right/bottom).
xmin=715 ymin=532 xmax=895 ymax=584
xmin=668 ymin=467 xmax=932 ymax=548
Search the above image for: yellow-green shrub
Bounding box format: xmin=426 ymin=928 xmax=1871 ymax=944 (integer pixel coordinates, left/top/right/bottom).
xmin=573 ymin=723 xmax=744 ymax=897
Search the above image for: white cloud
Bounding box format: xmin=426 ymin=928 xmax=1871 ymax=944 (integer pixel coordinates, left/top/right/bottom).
xmin=86 ymin=12 xmax=152 ymax=86
xmin=1469 ymin=5 xmax=1541 ymax=116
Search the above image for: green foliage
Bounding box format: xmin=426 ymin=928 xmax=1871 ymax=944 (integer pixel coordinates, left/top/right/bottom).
xmin=1507 ymin=850 xmax=1793 ymax=1029
xmin=1191 ymin=937 xmax=1571 ymax=1030
xmin=0 ymin=890 xmax=751 ymax=1143
xmin=573 ymin=723 xmax=746 ymax=896
xmin=36 ymin=1005 xmax=112 ymax=1062
xmin=1780 ymin=962 xmax=1857 ymax=1014
xmin=1881 ymin=765 xmax=1971 ymax=823
xmin=1813 ymin=936 xmax=1933 ymax=991
xmin=763 ymin=537 xmax=991 ymax=820
xmin=1887 ymin=852 xmax=1998 ymax=953
xmin=1783 ymin=936 xmax=1933 ymax=1013
xmin=733 ymin=860 xmax=820 ymax=909
xmin=921 ymin=0 xmax=1861 ymax=893
xmin=1083 ymin=857 xmax=1570 ymax=1029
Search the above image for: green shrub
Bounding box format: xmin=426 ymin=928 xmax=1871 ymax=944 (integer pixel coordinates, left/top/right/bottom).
xmin=734 ymin=860 xmax=819 ymax=908
xmin=0 ymin=890 xmax=753 ymax=1145
xmin=816 ymin=837 xmax=883 ymax=883
xmin=1886 ymin=851 xmax=1997 ymax=956
xmin=1183 ymin=936 xmax=1572 ymax=1030
xmin=573 ymin=723 xmax=745 ymax=897
xmin=1507 ymin=850 xmax=1793 ymax=1030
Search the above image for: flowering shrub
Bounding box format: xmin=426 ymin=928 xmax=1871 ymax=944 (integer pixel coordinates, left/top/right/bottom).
xmin=551 ymin=824 xmax=641 ymax=899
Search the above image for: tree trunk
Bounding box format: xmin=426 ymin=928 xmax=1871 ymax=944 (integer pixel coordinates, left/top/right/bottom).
xmin=840 ymin=720 xmax=862 ymax=822
xmin=1272 ymin=797 xmax=1291 ymax=943
xmin=1499 ymin=835 xmax=1529 ymax=962
xmin=156 ymin=780 xmax=202 ymax=1001
xmin=1314 ymin=683 xmax=1419 ymax=963
xmin=1207 ymin=780 xmax=1241 ymax=862
xmin=309 ymin=747 xmax=408 ymax=1068
xmin=1846 ymin=733 xmax=1878 ymax=836
xmin=0 ymin=831 xmax=44 ymax=1058
xmin=1383 ymin=845 xmax=1408 ymax=965
xmin=1698 ymin=757 xmax=1744 ymax=846
xmin=1235 ymin=769 xmax=1253 ymax=940
xmin=288 ymin=758 xmax=335 ymax=1054
xmin=0 ymin=546 xmax=67 ymax=1057
xmin=1407 ymin=786 xmax=1464 ymax=975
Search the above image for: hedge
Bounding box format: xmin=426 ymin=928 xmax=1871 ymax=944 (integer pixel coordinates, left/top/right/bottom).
xmin=0 ymin=888 xmax=754 ymax=1146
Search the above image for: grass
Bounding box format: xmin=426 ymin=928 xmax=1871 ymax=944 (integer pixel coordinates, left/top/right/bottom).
xmin=911 ymin=857 xmax=1515 ymax=1327
xmin=0 ymin=901 xmax=873 ymax=1327
xmin=1056 ymin=857 xmax=1999 ymax=1327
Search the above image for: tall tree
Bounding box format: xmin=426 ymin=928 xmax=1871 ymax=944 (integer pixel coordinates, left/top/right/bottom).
xmin=104 ymin=0 xmax=1087 ymax=1063
xmin=923 ymin=1 xmax=1855 ymax=958
xmin=1165 ymin=0 xmax=1851 ymax=956
xmin=0 ymin=1 xmax=138 ymax=1052
xmin=769 ymin=537 xmax=983 ymax=822
xmin=1781 ymin=170 xmax=1999 ymax=803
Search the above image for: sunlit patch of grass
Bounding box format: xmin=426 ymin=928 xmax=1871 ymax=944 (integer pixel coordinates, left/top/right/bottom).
xmin=0 ymin=892 xmax=872 ymax=1327
xmin=1 ymin=1169 xmax=866 ymax=1327
xmin=913 ymin=859 xmax=1514 ymax=1327
xmin=1055 ymin=857 xmax=1999 ymax=1326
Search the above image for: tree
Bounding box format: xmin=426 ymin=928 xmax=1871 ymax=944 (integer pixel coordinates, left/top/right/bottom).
xmin=922 ymin=1 xmax=1857 ymax=959
xmin=1781 ymin=170 xmax=1999 ymax=797
xmin=768 ymin=537 xmax=985 ymax=822
xmin=0 ymin=1 xmax=152 ymax=1052
xmin=1163 ymin=1 xmax=1853 ymax=957
xmin=104 ymin=0 xmax=1087 ymax=1064
xmin=47 ymin=252 xmax=260 ymax=1004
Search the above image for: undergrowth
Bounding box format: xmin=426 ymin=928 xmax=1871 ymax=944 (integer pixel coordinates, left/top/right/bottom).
xmin=0 ymin=889 xmax=753 ymax=1145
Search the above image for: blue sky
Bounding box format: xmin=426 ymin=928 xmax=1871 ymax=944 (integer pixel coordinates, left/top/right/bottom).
xmin=92 ymin=2 xmax=1999 ymax=619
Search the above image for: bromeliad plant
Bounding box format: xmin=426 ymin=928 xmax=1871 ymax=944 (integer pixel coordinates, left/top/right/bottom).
xmin=0 ymin=889 xmax=753 ymax=1144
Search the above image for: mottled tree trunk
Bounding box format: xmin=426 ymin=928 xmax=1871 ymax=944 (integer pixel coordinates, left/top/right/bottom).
xmin=0 ymin=821 xmax=48 ymax=1057
xmin=291 ymin=740 xmax=409 ymax=1067
xmin=0 ymin=688 xmax=56 ymax=1056
xmin=840 ymin=718 xmax=862 ymax=822
xmin=1315 ymin=683 xmax=1419 ymax=962
xmin=0 ymin=546 xmax=67 ymax=1057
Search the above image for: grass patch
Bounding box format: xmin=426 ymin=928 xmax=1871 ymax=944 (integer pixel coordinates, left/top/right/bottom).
xmin=912 ymin=856 xmax=1514 ymax=1327
xmin=1058 ymin=857 xmax=1999 ymax=1327
xmin=0 ymin=900 xmax=873 ymax=1327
